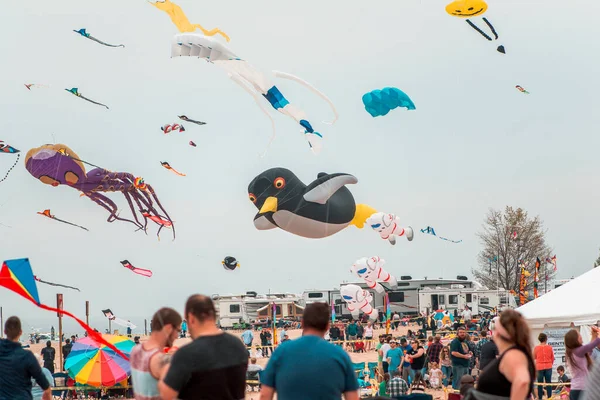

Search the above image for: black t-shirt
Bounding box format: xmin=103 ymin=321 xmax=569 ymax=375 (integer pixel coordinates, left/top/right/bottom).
xmin=329 ymin=326 xmax=340 ymax=339
xmin=41 ymin=347 xmax=55 ymax=362
xmin=479 ymin=341 xmax=499 ymax=371
xmin=410 ymin=346 xmax=426 ymax=370
xmin=163 ymin=332 xmax=248 ymax=400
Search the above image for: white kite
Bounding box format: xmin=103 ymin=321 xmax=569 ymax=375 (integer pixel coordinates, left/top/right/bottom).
xmin=340 ymin=284 xmax=377 ymax=321
xmin=170 ymin=33 xmax=338 ymax=157
xmin=351 ymin=256 xmax=398 ymax=293
xmin=102 ymin=309 xmax=137 ymax=329
xmin=366 ymin=212 xmax=414 ymax=245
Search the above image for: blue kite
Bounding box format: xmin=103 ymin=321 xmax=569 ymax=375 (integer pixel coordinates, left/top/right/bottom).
xmin=73 ymin=29 xmax=124 ymax=48
xmin=362 ymin=87 xmax=415 ymax=117
xmin=420 ymin=226 xmax=462 ymax=243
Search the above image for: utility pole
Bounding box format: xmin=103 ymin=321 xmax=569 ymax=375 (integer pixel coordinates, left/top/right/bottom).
xmin=57 ymin=294 xmax=63 ymax=371
xmin=85 ymin=301 xmax=90 ymax=326
xmin=144 ymin=319 xmax=147 ymax=336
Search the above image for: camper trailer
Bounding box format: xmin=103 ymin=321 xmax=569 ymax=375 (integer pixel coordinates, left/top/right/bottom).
xmin=213 ymin=292 xmax=303 ymax=328
xmin=301 ymin=289 xmax=342 ymax=315
xmin=418 ymin=287 xmax=517 ymax=315
xmin=338 ymin=277 xmax=476 ymax=318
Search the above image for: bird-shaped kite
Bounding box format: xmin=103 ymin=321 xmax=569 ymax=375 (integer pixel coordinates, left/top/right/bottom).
xmin=65 ymin=88 xmax=109 ymax=109
xmin=120 ymin=260 xmax=153 ymax=277
xmin=222 ymin=256 xmax=240 ymax=271
xmin=73 ymin=28 xmax=124 ymax=48
xmin=179 ymin=115 xmax=206 ymax=126
xmin=420 ymin=226 xmax=461 ymax=243
xmin=248 ymin=167 xmax=376 ymax=239
xmin=160 ymin=161 xmax=186 ymax=176
xmin=37 ymin=209 xmax=89 ymax=231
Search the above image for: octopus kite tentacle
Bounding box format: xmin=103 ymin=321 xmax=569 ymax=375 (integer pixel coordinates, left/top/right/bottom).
xmin=87 ymin=192 xmax=144 ymax=229
xmin=146 ymin=184 xmax=176 ymax=240
xmin=0 ymin=153 xmax=20 ymax=183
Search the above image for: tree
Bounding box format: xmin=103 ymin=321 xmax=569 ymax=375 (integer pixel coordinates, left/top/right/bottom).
xmin=594 ymin=248 xmax=600 ymax=268
xmin=473 ymin=206 xmax=554 ymax=293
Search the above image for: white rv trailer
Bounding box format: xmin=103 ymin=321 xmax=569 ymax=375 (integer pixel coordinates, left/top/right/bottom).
xmin=339 ymin=277 xmax=476 ymax=317
xmin=301 ymin=289 xmax=343 ymax=315
xmin=417 ymin=287 xmax=517 ymax=315
xmin=213 ymin=292 xmax=303 ymax=328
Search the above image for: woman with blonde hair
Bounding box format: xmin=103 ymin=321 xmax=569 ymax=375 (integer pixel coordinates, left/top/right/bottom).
xmin=474 ymin=310 xmax=535 ymax=400
xmin=439 ymin=345 xmax=452 ymax=387
xmin=564 ymin=326 xmax=600 ymax=400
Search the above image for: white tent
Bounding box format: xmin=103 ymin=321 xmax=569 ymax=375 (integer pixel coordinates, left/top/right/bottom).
xmin=517 ymin=267 xmax=600 ymax=379
xmin=518 ymin=267 xmax=600 ymax=329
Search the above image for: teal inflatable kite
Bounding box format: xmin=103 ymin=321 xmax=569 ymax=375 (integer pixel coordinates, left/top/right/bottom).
xmin=362 ymin=87 xmax=415 ymax=117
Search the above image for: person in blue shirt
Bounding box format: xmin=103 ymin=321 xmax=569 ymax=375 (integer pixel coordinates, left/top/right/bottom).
xmin=260 ymin=303 xmax=359 ymax=400
xmin=241 ymin=328 xmax=254 ymax=351
xmin=386 ymin=340 xmax=404 ymax=375
xmin=399 ymin=338 xmax=413 ymax=384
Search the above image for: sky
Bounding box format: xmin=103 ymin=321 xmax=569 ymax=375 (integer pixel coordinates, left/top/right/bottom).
xmin=1 ymin=0 xmax=599 ymax=333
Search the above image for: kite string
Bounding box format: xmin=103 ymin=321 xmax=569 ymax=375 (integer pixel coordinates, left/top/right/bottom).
xmin=0 ymin=153 xmax=20 ymax=183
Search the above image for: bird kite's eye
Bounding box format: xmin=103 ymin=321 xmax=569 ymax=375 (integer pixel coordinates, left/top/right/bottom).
xmin=249 ymin=193 xmax=257 ymax=203
xmin=273 ymin=177 xmax=286 ymax=189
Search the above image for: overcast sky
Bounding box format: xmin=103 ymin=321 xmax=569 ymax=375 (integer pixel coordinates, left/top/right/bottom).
xmin=1 ymin=0 xmax=599 ymax=333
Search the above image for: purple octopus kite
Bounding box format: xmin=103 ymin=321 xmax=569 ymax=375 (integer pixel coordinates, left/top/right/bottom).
xmin=25 ymin=144 xmax=175 ymax=239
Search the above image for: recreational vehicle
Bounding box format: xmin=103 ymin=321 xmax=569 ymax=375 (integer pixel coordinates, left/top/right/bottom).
xmin=338 ymin=277 xmax=476 ymax=318
xmin=417 ymin=287 xmax=517 ymax=315
xmin=301 ymin=289 xmax=342 ymax=315
xmin=213 ymin=292 xmax=303 ymax=328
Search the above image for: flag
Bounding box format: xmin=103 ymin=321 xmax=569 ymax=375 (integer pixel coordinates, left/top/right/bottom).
xmin=331 ymin=302 xmax=336 ymax=324
xmin=534 ymin=257 xmax=540 ymax=298
xmin=550 ymin=255 xmax=557 ymax=272
xmin=385 ymin=293 xmax=391 ymax=334
xmin=272 ymin=302 xmax=278 ymax=346
xmin=519 ymin=266 xmax=527 ymax=306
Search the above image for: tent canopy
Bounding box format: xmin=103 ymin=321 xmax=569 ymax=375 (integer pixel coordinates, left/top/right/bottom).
xmin=517 ymin=267 xmax=600 ymax=328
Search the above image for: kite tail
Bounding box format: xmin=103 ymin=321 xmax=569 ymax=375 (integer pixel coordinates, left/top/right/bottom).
xmin=229 ymin=73 xmax=276 ymax=158
xmin=35 ymin=277 xmax=80 ymax=292
xmin=273 ymin=70 xmax=339 ymax=125
xmin=87 ymin=35 xmax=125 ymax=48
xmin=0 ymin=153 xmax=20 ymax=183
xmin=350 ymin=204 xmax=377 ymax=229
xmin=36 ymin=303 xmax=129 ymax=360
xmin=132 ymin=267 xmax=153 ymax=278
xmin=192 ymin=24 xmax=230 ymax=42
xmin=80 ymin=95 xmax=109 ymax=109
xmin=170 ymin=168 xmax=186 ymax=177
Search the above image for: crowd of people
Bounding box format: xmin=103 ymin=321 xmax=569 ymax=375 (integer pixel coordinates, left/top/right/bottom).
xmin=3 ymin=302 xmax=600 ymax=400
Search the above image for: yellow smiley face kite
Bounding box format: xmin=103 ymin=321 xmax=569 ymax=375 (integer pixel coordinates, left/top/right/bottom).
xmin=445 ymin=0 xmax=488 ymax=18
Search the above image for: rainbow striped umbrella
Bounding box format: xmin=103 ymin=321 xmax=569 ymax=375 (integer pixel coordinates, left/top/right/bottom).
xmin=65 ymin=334 xmax=134 ymax=387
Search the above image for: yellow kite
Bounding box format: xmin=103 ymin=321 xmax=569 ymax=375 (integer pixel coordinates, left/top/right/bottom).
xmin=149 ymin=0 xmax=230 ymax=42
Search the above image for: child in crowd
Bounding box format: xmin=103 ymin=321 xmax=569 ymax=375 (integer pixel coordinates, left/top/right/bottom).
xmin=379 ymin=373 xmax=390 ymax=396
xmin=554 ymin=365 xmax=571 ymax=399
xmin=429 ymin=362 xmax=443 ymax=389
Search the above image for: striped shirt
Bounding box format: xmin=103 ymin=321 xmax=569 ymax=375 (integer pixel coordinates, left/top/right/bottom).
xmin=130 ymin=344 xmax=162 ymax=400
